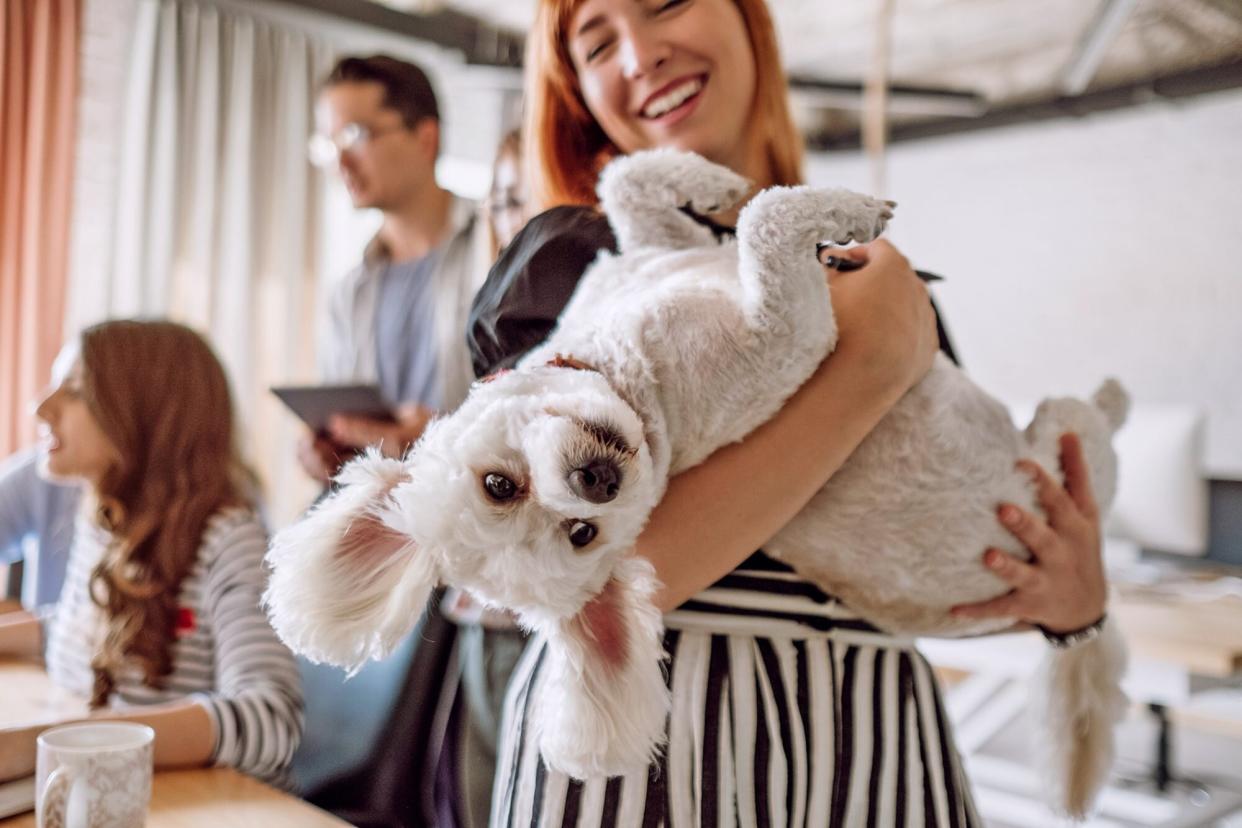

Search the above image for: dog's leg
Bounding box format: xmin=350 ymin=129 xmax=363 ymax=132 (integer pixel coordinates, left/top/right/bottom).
xmin=735 ymin=185 xmax=894 ymax=355
xmin=596 ymin=148 xmax=752 ymax=252
xmin=263 ymin=449 xmax=440 ymax=672
xmin=530 ymin=555 xmax=670 ymax=779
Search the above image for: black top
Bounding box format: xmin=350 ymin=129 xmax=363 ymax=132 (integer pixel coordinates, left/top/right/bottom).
xmin=468 ymin=204 xmax=958 ymax=377
xmin=465 ymin=204 xmax=961 ymax=574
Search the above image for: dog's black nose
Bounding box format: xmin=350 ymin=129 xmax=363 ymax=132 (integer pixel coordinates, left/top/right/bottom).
xmin=568 ymin=460 xmax=621 ymax=504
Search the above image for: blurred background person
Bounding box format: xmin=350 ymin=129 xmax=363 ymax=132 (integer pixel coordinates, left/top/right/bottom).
xmin=299 ymin=54 xmax=485 ymax=484
xmin=0 ymin=320 xmax=302 ymax=786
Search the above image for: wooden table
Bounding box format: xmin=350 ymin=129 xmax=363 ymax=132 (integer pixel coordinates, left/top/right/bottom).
xmin=1111 ymin=581 xmax=1242 ymax=678
xmin=0 ymin=767 xmax=351 ymax=827
xmin=921 ymin=579 xmax=1242 ymax=827
xmin=0 ymin=658 xmax=350 ymax=827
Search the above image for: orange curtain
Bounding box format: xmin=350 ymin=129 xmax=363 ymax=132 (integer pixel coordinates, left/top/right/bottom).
xmin=0 ymin=0 xmax=79 ymax=456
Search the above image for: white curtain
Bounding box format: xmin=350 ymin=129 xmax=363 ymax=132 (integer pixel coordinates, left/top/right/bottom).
xmin=73 ymin=0 xmax=337 ymax=522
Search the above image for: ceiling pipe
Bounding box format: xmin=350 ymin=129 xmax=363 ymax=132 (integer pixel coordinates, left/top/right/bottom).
xmin=1060 ymin=0 xmax=1140 ymax=96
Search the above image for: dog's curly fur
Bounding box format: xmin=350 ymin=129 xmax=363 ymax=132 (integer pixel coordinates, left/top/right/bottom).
xmin=265 ymin=149 xmax=1128 ymax=818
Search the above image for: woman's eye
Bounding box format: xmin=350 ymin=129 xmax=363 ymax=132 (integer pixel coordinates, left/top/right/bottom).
xmin=568 ymin=521 xmax=597 ymax=548
xmin=657 ymin=0 xmax=688 ymax=12
xmin=585 ymin=39 xmax=612 ymax=62
xmin=483 ymin=473 xmax=518 ymax=501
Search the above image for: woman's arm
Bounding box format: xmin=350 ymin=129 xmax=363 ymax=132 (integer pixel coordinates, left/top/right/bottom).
xmin=0 ymin=701 xmax=215 ymax=782
xmin=641 ymin=240 xmax=941 ymax=611
xmin=192 ymin=516 xmax=304 ymax=781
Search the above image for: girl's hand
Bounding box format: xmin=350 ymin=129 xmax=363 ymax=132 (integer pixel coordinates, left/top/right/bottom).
xmin=827 ymin=239 xmax=939 ymax=396
xmin=951 ymin=433 xmax=1108 ymax=633
xmin=0 ymin=723 xmax=40 ymax=782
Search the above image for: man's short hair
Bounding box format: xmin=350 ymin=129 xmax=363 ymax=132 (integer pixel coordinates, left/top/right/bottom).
xmin=323 ymin=55 xmax=440 ymax=126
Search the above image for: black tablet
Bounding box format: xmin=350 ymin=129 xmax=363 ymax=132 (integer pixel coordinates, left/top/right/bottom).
xmin=271 ymin=384 xmax=395 ymax=433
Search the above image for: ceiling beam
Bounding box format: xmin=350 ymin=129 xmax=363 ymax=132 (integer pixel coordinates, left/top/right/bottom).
xmin=266 ymin=0 xmax=525 ymax=66
xmin=812 ymin=57 xmax=1242 ymax=151
xmin=788 ymin=76 xmax=988 ymax=118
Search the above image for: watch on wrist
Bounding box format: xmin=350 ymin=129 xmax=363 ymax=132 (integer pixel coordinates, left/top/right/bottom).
xmin=1037 ymin=614 xmax=1107 ymax=649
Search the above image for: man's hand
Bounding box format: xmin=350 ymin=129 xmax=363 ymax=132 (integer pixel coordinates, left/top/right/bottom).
xmin=328 ymin=403 xmax=437 ymax=459
xmin=297 ymin=432 xmax=349 ymax=484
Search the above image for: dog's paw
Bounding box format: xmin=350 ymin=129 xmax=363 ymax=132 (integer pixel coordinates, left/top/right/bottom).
xmin=821 ymin=190 xmax=896 ymax=245
xmin=599 ymin=148 xmax=751 ymax=215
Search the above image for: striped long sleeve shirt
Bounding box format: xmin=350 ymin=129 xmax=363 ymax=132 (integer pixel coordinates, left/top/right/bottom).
xmin=43 ymin=507 xmax=303 ymax=784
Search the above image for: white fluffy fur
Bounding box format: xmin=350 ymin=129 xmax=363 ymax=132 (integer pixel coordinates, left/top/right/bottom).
xmin=264 ymin=150 xmax=1129 ymax=816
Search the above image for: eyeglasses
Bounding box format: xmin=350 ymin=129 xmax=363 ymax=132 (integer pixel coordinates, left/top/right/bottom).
xmin=307 ymin=122 xmax=404 ymax=168
xmin=487 ymin=193 xmax=526 ymax=216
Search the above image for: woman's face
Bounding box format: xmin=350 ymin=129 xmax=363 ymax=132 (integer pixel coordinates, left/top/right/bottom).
xmin=567 ymin=0 xmax=758 ymax=174
xmin=35 ymin=358 xmax=120 ymax=485
xmin=489 ymin=149 xmax=528 ymax=251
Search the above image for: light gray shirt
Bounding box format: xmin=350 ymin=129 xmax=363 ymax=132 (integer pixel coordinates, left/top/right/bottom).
xmin=375 ymin=251 xmax=443 ymax=409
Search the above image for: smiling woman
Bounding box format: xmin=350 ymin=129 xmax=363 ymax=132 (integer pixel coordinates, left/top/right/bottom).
xmin=524 ymin=0 xmax=802 ymax=210
xmin=461 ymin=0 xmax=1115 ymax=824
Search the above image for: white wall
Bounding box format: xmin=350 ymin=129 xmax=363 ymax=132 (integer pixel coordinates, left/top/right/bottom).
xmin=807 ymin=89 xmax=1242 ymax=479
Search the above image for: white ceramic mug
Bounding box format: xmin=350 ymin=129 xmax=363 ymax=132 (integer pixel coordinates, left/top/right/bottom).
xmin=35 ymin=722 xmax=154 ymax=828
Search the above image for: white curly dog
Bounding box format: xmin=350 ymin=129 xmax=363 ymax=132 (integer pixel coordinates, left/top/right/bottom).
xmin=266 ymin=149 xmax=1128 ymax=818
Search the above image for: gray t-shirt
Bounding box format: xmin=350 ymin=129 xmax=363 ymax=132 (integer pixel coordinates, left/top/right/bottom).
xmin=374 ymin=252 xmax=443 ymax=410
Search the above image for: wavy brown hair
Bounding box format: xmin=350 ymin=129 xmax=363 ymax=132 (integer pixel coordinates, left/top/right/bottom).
xmin=524 ymin=0 xmax=804 ymax=210
xmin=77 ymin=320 xmax=253 ymax=707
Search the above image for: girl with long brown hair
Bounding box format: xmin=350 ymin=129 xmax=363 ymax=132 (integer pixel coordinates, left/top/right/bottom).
xmin=0 ymin=320 xmax=302 ymax=785
xmin=468 ymin=0 xmax=1110 ymax=823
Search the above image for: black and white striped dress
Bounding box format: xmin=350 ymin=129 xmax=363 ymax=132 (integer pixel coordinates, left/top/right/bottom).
xmin=492 ymin=555 xmax=981 ymax=827
xmin=43 ymin=507 xmax=304 ymax=784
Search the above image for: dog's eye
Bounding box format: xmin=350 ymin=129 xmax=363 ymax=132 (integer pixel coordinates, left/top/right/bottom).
xmin=483 ymin=473 xmax=517 ymax=501
xmin=568 ymin=521 xmax=597 ymax=547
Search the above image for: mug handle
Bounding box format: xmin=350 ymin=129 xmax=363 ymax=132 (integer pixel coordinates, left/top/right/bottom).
xmin=38 ymin=765 xmax=84 ymax=828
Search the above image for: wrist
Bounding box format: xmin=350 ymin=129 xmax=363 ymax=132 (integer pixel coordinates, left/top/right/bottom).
xmin=1037 ymin=613 xmax=1108 ymax=649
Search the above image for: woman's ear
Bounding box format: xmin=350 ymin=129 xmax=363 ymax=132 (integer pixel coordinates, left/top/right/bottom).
xmin=531 ymin=556 xmax=670 ymax=779
xmin=264 ymin=449 xmax=438 ymax=672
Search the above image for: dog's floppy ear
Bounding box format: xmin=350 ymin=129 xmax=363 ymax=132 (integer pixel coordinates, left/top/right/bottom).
xmin=531 ymin=556 xmax=670 ymax=779
xmin=264 ymin=449 xmax=439 ymax=672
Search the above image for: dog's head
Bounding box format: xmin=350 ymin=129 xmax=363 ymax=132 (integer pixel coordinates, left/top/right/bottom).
xmin=398 ymin=363 xmax=659 ymax=622
xmin=264 ymin=363 xmax=664 ymax=672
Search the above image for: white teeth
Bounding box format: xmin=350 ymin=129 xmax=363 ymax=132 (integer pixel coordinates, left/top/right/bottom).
xmin=642 ymin=78 xmax=703 ymax=119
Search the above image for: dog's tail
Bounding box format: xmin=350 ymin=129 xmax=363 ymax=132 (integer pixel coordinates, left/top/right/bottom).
xmin=1092 ymin=378 xmax=1130 ymax=434
xmin=1031 ymin=620 xmax=1129 ymax=819
xmin=263 ymin=449 xmax=437 ymax=672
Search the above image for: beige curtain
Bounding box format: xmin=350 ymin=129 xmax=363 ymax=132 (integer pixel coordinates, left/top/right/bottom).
xmin=72 ymin=0 xmax=336 ymax=522
xmin=0 ymin=0 xmax=79 ymax=456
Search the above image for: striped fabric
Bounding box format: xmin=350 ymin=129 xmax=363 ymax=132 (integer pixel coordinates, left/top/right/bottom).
xmin=493 ymin=558 xmax=981 ymax=827
xmin=44 ymin=507 xmax=303 ymax=784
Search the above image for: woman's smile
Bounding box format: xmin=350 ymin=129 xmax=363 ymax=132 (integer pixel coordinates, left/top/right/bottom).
xmin=637 ymin=73 xmax=706 ymax=124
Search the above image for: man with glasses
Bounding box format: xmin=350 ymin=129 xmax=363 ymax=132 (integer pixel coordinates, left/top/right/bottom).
xmin=299 ymin=54 xmax=482 ymax=483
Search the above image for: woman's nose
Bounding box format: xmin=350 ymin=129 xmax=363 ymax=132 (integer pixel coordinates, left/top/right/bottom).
xmin=619 ymin=27 xmax=671 ymax=79
xmin=34 ymin=390 xmax=58 ymax=423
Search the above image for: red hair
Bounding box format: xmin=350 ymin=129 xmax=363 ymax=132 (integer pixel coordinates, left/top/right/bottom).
xmin=524 ymin=0 xmax=804 ymax=210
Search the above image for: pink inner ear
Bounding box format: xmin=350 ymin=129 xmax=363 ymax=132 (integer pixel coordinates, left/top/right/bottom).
xmin=572 ymin=578 xmax=630 ymax=671
xmin=337 ymin=512 xmax=410 ymax=570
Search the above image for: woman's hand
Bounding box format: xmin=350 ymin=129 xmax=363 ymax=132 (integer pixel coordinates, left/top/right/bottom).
xmin=951 ymin=433 xmax=1108 ymax=633
xmin=0 ymin=724 xmax=40 ymax=781
xmin=828 ymin=239 xmax=939 ymax=396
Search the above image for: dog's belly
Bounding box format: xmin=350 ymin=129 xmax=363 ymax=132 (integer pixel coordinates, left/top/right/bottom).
xmin=765 ymin=356 xmax=1041 ymax=636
